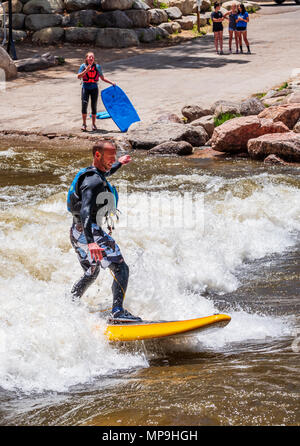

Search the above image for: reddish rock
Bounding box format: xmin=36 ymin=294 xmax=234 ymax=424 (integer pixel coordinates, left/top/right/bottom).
xmin=181 ymin=105 xmax=211 ymax=123
xmin=263 ymin=154 xmax=287 ymax=165
xmin=248 ymin=132 xmax=300 ymax=162
xmin=258 ymin=103 xmax=300 ymax=129
xmin=210 ymin=116 xmax=289 ymax=153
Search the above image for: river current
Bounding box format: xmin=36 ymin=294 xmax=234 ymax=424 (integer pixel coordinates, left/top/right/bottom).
xmin=0 ymin=141 xmax=299 ymax=426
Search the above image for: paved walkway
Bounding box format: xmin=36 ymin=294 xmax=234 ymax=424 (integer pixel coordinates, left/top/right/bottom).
xmin=1 ymin=4 xmax=300 ymax=135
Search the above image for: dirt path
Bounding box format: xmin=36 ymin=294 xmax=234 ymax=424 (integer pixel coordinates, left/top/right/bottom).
xmin=1 ymin=4 xmax=300 ymax=136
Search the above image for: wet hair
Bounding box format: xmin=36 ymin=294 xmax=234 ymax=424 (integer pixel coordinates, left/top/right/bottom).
xmin=85 ymin=52 xmax=95 ymax=65
xmin=239 ymin=3 xmax=246 ymax=14
xmin=92 ymin=140 xmax=116 ymax=157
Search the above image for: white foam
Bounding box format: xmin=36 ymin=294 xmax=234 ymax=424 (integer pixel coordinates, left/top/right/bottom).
xmin=0 ymin=172 xmax=299 ymax=392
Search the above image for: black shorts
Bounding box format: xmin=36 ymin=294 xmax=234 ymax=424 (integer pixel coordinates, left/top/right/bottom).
xmin=213 ymin=25 xmax=223 ymax=32
xmin=236 ymin=27 xmax=247 ymax=32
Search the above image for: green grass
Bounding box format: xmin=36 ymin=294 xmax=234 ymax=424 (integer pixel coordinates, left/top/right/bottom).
xmin=278 ymin=82 xmax=288 ymax=91
xmin=214 ymin=112 xmax=241 ymax=127
xmin=192 ymin=24 xmax=208 ymax=37
xmin=254 ymin=92 xmax=267 ymax=99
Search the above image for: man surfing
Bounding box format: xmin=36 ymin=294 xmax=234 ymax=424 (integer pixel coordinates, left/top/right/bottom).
xmin=67 ymin=139 xmax=141 ymax=323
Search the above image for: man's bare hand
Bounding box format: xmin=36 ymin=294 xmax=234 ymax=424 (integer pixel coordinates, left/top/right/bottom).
xmin=88 ymin=243 xmax=105 ymax=262
xmin=118 ymin=155 xmax=132 ymax=165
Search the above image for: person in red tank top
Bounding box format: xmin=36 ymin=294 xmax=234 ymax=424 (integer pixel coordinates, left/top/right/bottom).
xmin=78 ymin=52 xmax=115 ymax=132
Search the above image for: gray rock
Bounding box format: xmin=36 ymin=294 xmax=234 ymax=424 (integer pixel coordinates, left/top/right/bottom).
xmin=263 ymin=154 xmax=287 ymax=165
xmin=125 ymin=10 xmax=150 ymax=28
xmin=0 ymin=28 xmax=26 ymax=41
xmin=96 ymin=27 xmax=139 ymax=47
xmin=154 ymin=26 xmax=169 ymax=39
xmin=25 ymin=14 xmax=63 ymax=31
xmin=0 ymin=13 xmax=26 ymax=29
xmin=127 ymin=122 xmax=209 ymax=150
xmin=15 ymin=52 xmax=59 ymax=72
xmin=148 ymin=8 xmax=168 ymax=25
xmin=293 ymin=118 xmax=300 ymax=133
xmin=65 ymin=27 xmax=98 ymax=43
xmin=165 ymin=6 xmax=182 ymax=20
xmin=132 ymin=0 xmax=150 ymax=10
xmin=23 ymin=0 xmax=64 ymax=14
xmin=94 ymin=11 xmax=133 ymax=28
xmin=134 ymin=27 xmax=156 ymax=42
xmin=191 ymin=115 xmax=215 ymax=138
xmin=32 ymin=26 xmax=64 ymax=44
xmin=0 ymin=46 xmax=18 ymax=80
xmin=158 ymin=22 xmax=173 ymax=34
xmin=155 ymin=113 xmax=182 ymax=124
xmin=168 ymin=0 xmax=194 ymax=15
xmin=182 ymin=105 xmax=212 ymax=122
xmin=174 ymin=16 xmax=194 ymax=30
xmin=240 ymin=97 xmax=265 ymax=116
xmin=101 ymin=0 xmax=134 ymax=10
xmin=171 ymin=21 xmax=181 ymax=33
xmin=64 ymin=10 xmax=98 ymax=27
xmin=149 ymin=141 xmax=193 ymax=156
xmin=0 ymin=0 xmax=23 ymax=14
xmin=213 ymin=100 xmax=241 ymax=117
xmin=64 ymin=0 xmax=101 ymax=12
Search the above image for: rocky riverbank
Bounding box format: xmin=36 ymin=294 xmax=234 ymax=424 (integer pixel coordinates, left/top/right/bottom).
xmin=1 ymin=73 xmax=300 ymax=165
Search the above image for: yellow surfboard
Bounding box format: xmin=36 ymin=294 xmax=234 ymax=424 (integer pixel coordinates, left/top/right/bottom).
xmin=103 ymin=314 xmax=231 ymax=342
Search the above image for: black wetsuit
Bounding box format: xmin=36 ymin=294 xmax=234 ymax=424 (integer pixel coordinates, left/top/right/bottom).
xmin=69 ymin=162 xmax=129 ymax=312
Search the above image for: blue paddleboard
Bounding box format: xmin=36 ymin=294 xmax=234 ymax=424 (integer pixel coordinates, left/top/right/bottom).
xmin=101 ymin=85 xmax=140 ymax=132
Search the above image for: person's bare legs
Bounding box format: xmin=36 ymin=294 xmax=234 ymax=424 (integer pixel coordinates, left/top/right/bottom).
xmin=242 ymin=31 xmax=250 ymax=53
xmin=234 ymin=31 xmax=239 ymax=52
xmin=229 ymin=30 xmax=233 ymax=52
xmin=219 ymin=31 xmax=223 ymax=54
xmin=237 ymin=31 xmax=243 ymax=52
xmin=214 ymin=32 xmax=220 ymax=53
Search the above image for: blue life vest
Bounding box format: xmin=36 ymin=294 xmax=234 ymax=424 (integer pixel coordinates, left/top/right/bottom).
xmin=67 ymin=166 xmax=118 ymax=215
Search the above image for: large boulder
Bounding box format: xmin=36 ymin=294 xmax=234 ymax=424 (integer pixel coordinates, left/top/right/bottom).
xmin=65 ymin=27 xmax=97 ymax=42
xmin=94 ymin=11 xmax=133 ymax=28
xmin=193 ymin=0 xmax=211 ymax=13
xmin=191 ymin=115 xmax=215 ymax=138
xmin=148 ymin=8 xmax=168 ymax=25
xmin=25 ymin=14 xmax=63 ymax=31
xmin=15 ymin=52 xmax=59 ymax=71
xmin=101 ymin=0 xmax=134 ymax=10
xmin=0 ymin=13 xmax=26 ymax=29
xmin=165 ymin=6 xmax=182 ymax=20
xmin=64 ymin=10 xmax=98 ymax=27
xmin=0 ymin=28 xmax=26 ymax=41
xmin=181 ymin=104 xmax=211 ymax=122
xmin=212 ymin=100 xmax=241 ymax=117
xmin=125 ymin=9 xmax=150 ymax=27
xmin=127 ymin=122 xmax=209 ymax=150
xmin=174 ymin=16 xmax=194 ymax=30
xmin=64 ymin=0 xmax=100 ymax=11
xmin=168 ymin=0 xmax=194 ymax=15
xmin=0 ymin=47 xmax=18 ymax=80
xmin=258 ymin=104 xmax=300 ymax=130
xmin=149 ymin=141 xmax=193 ymax=156
xmin=132 ymin=0 xmax=150 ymax=9
xmin=134 ymin=27 xmax=156 ymax=42
xmin=248 ymin=132 xmax=300 ymax=162
xmin=96 ymin=28 xmax=139 ymax=47
xmin=0 ymin=0 xmax=23 ymax=14
xmin=240 ymin=97 xmax=265 ymax=116
xmin=32 ymin=26 xmax=64 ymax=43
xmin=23 ymin=0 xmax=64 ymax=14
xmin=282 ymin=92 xmax=300 ymax=105
xmin=210 ymin=116 xmax=290 ymax=153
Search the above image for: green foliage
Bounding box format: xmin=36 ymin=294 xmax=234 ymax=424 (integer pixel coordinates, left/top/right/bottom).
xmin=278 ymin=82 xmax=288 ymax=91
xmin=254 ymin=92 xmax=266 ymax=99
xmin=159 ymin=2 xmax=168 ymax=8
xmin=57 ymin=56 xmax=65 ymax=65
xmin=76 ymin=21 xmax=83 ymax=27
xmin=214 ymin=112 xmax=241 ymax=127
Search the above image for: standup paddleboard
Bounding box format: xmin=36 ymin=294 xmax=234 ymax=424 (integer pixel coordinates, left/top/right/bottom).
xmin=101 ymin=85 xmax=140 ymax=132
xmin=103 ymin=314 xmax=231 ymax=342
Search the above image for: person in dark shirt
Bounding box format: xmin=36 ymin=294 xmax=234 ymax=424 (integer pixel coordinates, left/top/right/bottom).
xmin=211 ymin=2 xmax=224 ymax=55
xmin=68 ymin=139 xmax=142 ymax=323
xmin=224 ymin=3 xmax=239 ymax=53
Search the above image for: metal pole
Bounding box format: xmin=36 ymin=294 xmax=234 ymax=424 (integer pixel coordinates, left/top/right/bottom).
xmin=6 ymin=0 xmax=17 ymax=59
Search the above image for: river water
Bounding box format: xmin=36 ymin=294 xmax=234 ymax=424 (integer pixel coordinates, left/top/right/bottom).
xmin=0 ymin=141 xmax=299 ymax=426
